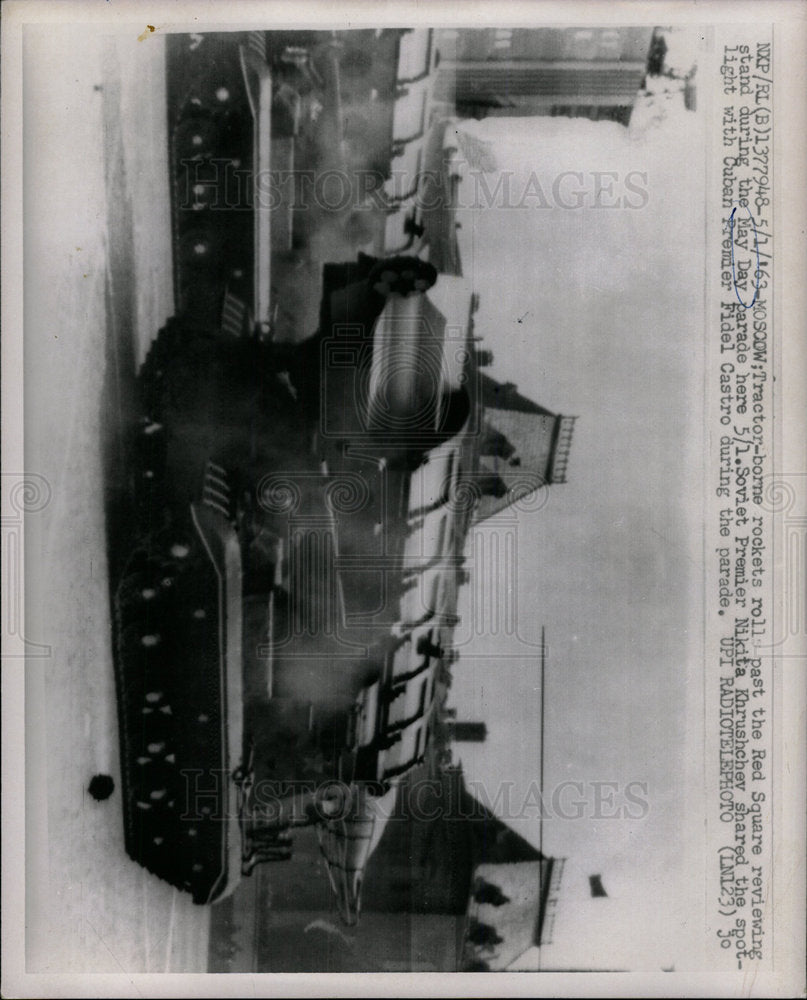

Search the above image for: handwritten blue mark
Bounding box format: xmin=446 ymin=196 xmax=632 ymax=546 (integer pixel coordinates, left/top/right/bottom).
xmin=728 ymin=205 xmax=760 ymax=308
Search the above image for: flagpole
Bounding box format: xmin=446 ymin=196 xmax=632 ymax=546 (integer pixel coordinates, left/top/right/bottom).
xmin=538 ymin=626 xmax=546 ymax=971
xmin=539 ymin=625 xmax=545 ymax=861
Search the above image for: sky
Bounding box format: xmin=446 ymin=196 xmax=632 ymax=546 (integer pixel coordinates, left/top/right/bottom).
xmin=444 ymin=83 xmax=707 ymax=971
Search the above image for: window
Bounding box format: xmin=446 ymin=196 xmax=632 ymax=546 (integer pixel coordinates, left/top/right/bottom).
xmin=435 ymin=514 xmax=447 ymax=556
xmin=428 ymin=573 xmax=440 ymax=614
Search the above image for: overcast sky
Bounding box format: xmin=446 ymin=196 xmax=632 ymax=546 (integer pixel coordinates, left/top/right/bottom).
xmin=446 ymin=92 xmax=707 ymax=971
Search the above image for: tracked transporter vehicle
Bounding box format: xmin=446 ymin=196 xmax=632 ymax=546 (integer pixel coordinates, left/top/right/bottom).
xmin=112 ymin=29 xmax=482 ymax=916
xmin=114 ymin=29 xmax=576 ymax=922
xmin=117 ymin=247 xmax=469 ymax=906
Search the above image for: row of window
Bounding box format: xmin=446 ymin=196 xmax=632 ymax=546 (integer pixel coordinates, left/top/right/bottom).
xmin=370 ymin=442 xmax=467 ymax=780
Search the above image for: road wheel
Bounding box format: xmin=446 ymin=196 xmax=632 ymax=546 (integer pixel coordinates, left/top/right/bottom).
xmin=173 ymin=112 xmax=219 ymax=164
xmin=117 ymin=565 xmax=171 ymax=628
xmin=178 ymin=225 xmax=221 ymax=272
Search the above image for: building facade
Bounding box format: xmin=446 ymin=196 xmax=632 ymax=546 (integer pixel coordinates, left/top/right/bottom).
xmin=434 ymin=27 xmax=654 ymax=124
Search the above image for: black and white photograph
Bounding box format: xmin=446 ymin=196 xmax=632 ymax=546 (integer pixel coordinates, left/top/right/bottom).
xmin=3 ymin=2 xmax=805 ymax=995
